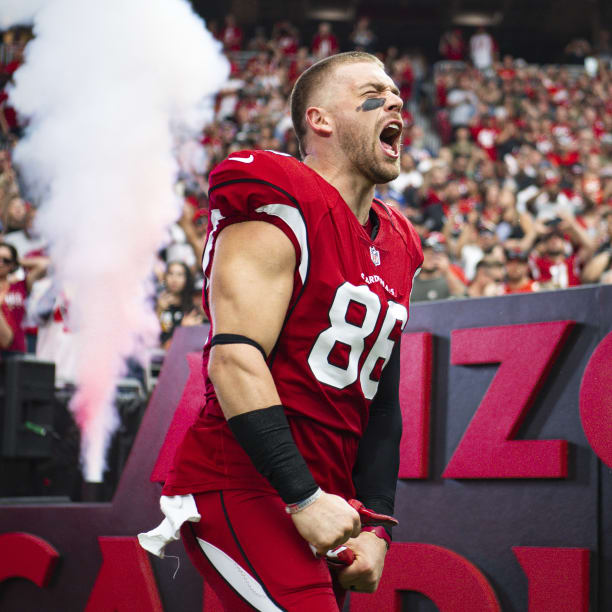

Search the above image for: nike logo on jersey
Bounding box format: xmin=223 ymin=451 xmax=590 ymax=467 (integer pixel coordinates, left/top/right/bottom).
xmin=228 ymin=154 xmax=254 ymax=163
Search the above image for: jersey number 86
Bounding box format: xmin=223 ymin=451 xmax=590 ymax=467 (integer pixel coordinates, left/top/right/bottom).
xmin=307 ymin=282 xmax=408 ymax=400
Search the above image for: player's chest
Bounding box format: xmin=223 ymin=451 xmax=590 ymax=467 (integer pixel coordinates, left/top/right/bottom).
xmin=295 ymin=221 xmax=411 ymax=400
xmin=307 ymin=210 xmax=411 ymax=305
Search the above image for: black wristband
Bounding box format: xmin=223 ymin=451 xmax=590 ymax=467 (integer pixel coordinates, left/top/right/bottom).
xmin=227 ymin=405 xmax=319 ymax=505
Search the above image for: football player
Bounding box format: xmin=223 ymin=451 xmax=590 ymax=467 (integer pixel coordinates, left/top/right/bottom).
xmin=140 ymin=51 xmax=423 ymax=611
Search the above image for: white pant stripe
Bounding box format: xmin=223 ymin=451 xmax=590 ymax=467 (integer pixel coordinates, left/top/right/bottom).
xmin=196 ymin=537 xmax=284 ymax=612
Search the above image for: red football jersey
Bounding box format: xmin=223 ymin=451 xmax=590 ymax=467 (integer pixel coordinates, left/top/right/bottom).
xmin=532 ymin=254 xmax=581 ymax=288
xmin=2 ymin=279 xmax=26 ymax=352
xmin=163 ymin=150 xmax=423 ymax=500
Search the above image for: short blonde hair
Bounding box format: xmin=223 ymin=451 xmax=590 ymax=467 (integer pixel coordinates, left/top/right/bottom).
xmin=289 ymin=51 xmax=384 ymax=157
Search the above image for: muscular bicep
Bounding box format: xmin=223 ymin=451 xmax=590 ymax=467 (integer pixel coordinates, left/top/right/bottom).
xmin=209 ymin=220 xmax=296 ymax=354
xmin=207 ymin=220 xmax=296 ymax=418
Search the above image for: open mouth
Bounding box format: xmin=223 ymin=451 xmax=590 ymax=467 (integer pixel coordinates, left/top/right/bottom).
xmin=379 ymin=122 xmax=402 ymax=159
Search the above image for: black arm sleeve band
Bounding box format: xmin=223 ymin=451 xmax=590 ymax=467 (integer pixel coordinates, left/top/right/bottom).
xmin=210 ymin=333 xmax=267 ymax=361
xmin=227 ymin=405 xmax=319 ymax=505
xmin=352 ymin=339 xmax=403 ymax=540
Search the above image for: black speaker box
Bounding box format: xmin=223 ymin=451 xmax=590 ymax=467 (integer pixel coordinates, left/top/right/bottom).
xmin=0 ymin=357 xmax=55 ymax=458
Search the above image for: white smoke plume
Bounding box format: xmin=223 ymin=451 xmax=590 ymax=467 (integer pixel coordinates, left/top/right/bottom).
xmin=0 ymin=0 xmax=46 ymax=28
xmin=6 ymin=0 xmax=229 ymax=481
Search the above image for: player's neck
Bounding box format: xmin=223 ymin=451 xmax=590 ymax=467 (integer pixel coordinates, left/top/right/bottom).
xmin=303 ymin=155 xmax=375 ymax=224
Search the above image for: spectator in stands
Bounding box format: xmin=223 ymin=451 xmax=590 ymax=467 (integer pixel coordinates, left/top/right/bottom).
xmin=30 ymin=278 xmax=77 ymax=384
xmin=498 ymin=192 xmax=537 ymax=252
xmin=409 ymin=50 xmax=428 ymax=103
xmin=497 ymin=55 xmax=517 ymax=81
xmin=219 ymin=14 xmax=243 ymax=52
xmin=453 ymin=216 xmax=497 ymax=281
xmin=419 ymin=162 xmax=450 ymax=231
xmin=190 ymin=274 xmax=207 ymax=322
xmin=2 ymin=195 xmax=28 ymax=234
xmin=531 ymin=218 xmax=593 ymax=288
xmin=411 ymin=235 xmax=466 ymax=302
xmin=450 ymin=127 xmax=476 ymax=158
xmin=467 ymin=259 xmax=495 ymax=297
xmin=350 ymin=17 xmax=376 ymax=52
xmin=0 ymin=242 xmax=24 ymax=352
xmin=446 ymin=75 xmax=479 ymax=130
xmin=286 ymin=46 xmax=311 ymax=87
xmin=0 ymin=30 xmax=24 ymax=141
xmin=469 ymin=27 xmax=496 ymax=72
xmin=311 ymin=22 xmax=338 ymax=60
xmin=595 ymin=29 xmax=611 ymax=62
xmin=439 ymin=29 xmax=466 ymax=61
xmin=466 ymin=259 xmax=491 ymax=297
xmin=0 ymin=87 xmax=19 ymax=141
xmin=375 ymin=182 xmax=404 ymax=210
xmin=501 ymin=249 xmax=540 ymax=293
xmin=524 ymin=173 xmax=579 ymax=221
xmin=0 ymin=168 xmax=17 ymax=206
xmin=157 ymin=261 xmax=203 ymax=349
xmin=403 ymin=207 xmax=428 ymax=236
xmin=564 ymin=38 xmax=592 ymax=64
xmin=246 ymin=26 xmax=269 ymax=53
xmin=164 ymin=191 xmax=209 ymax=273
xmin=389 ymin=53 xmax=414 ymax=102
xmin=0 ymin=29 xmax=21 ymax=75
xmin=174 ymin=198 xmax=208 ymax=270
xmin=406 ymin=125 xmax=434 ymax=163
xmin=481 ymin=246 xmax=507 ymax=290
xmin=582 ymin=208 xmax=612 ymax=283
xmin=0 ymin=147 xmax=11 ymax=175
xmin=4 ymin=205 xmax=47 ymax=260
xmin=389 ymin=152 xmax=423 ymax=195
xmin=272 ymin=21 xmax=299 ymax=57
xmin=470 ymin=110 xmax=500 ymax=161
xmin=0 ymin=242 xmax=48 ymax=354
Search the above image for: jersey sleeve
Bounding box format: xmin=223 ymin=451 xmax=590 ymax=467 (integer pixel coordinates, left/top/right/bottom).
xmin=203 ymin=150 xmax=309 ymax=289
xmin=352 ymin=339 xmax=402 ymax=530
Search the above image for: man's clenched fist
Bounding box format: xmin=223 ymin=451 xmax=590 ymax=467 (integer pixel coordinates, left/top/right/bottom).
xmin=336 ymin=530 xmax=388 ymax=593
xmin=290 ymin=491 xmax=361 ymax=555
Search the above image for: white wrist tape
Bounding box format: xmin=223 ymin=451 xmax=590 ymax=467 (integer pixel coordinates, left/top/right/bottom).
xmin=285 ymin=487 xmax=323 ymax=514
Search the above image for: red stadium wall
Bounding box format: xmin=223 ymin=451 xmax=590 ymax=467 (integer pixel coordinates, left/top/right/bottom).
xmin=0 ymin=285 xmax=611 ymax=611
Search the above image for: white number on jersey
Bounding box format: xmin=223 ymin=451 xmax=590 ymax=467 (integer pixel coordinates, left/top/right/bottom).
xmin=307 ymin=282 xmax=408 ymax=399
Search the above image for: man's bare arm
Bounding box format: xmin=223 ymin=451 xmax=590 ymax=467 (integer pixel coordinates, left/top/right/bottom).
xmin=0 ymin=310 xmax=14 ymax=348
xmin=207 ymin=220 xmax=360 ymax=553
xmin=207 ymin=220 xmax=292 ymax=414
xmin=582 ymin=250 xmax=611 ymax=284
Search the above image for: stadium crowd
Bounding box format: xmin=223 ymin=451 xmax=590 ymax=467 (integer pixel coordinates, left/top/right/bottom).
xmin=1 ymin=18 xmax=612 ymax=360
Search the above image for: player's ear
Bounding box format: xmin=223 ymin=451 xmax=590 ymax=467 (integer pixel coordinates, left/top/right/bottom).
xmin=305 ymin=106 xmax=333 ymax=138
